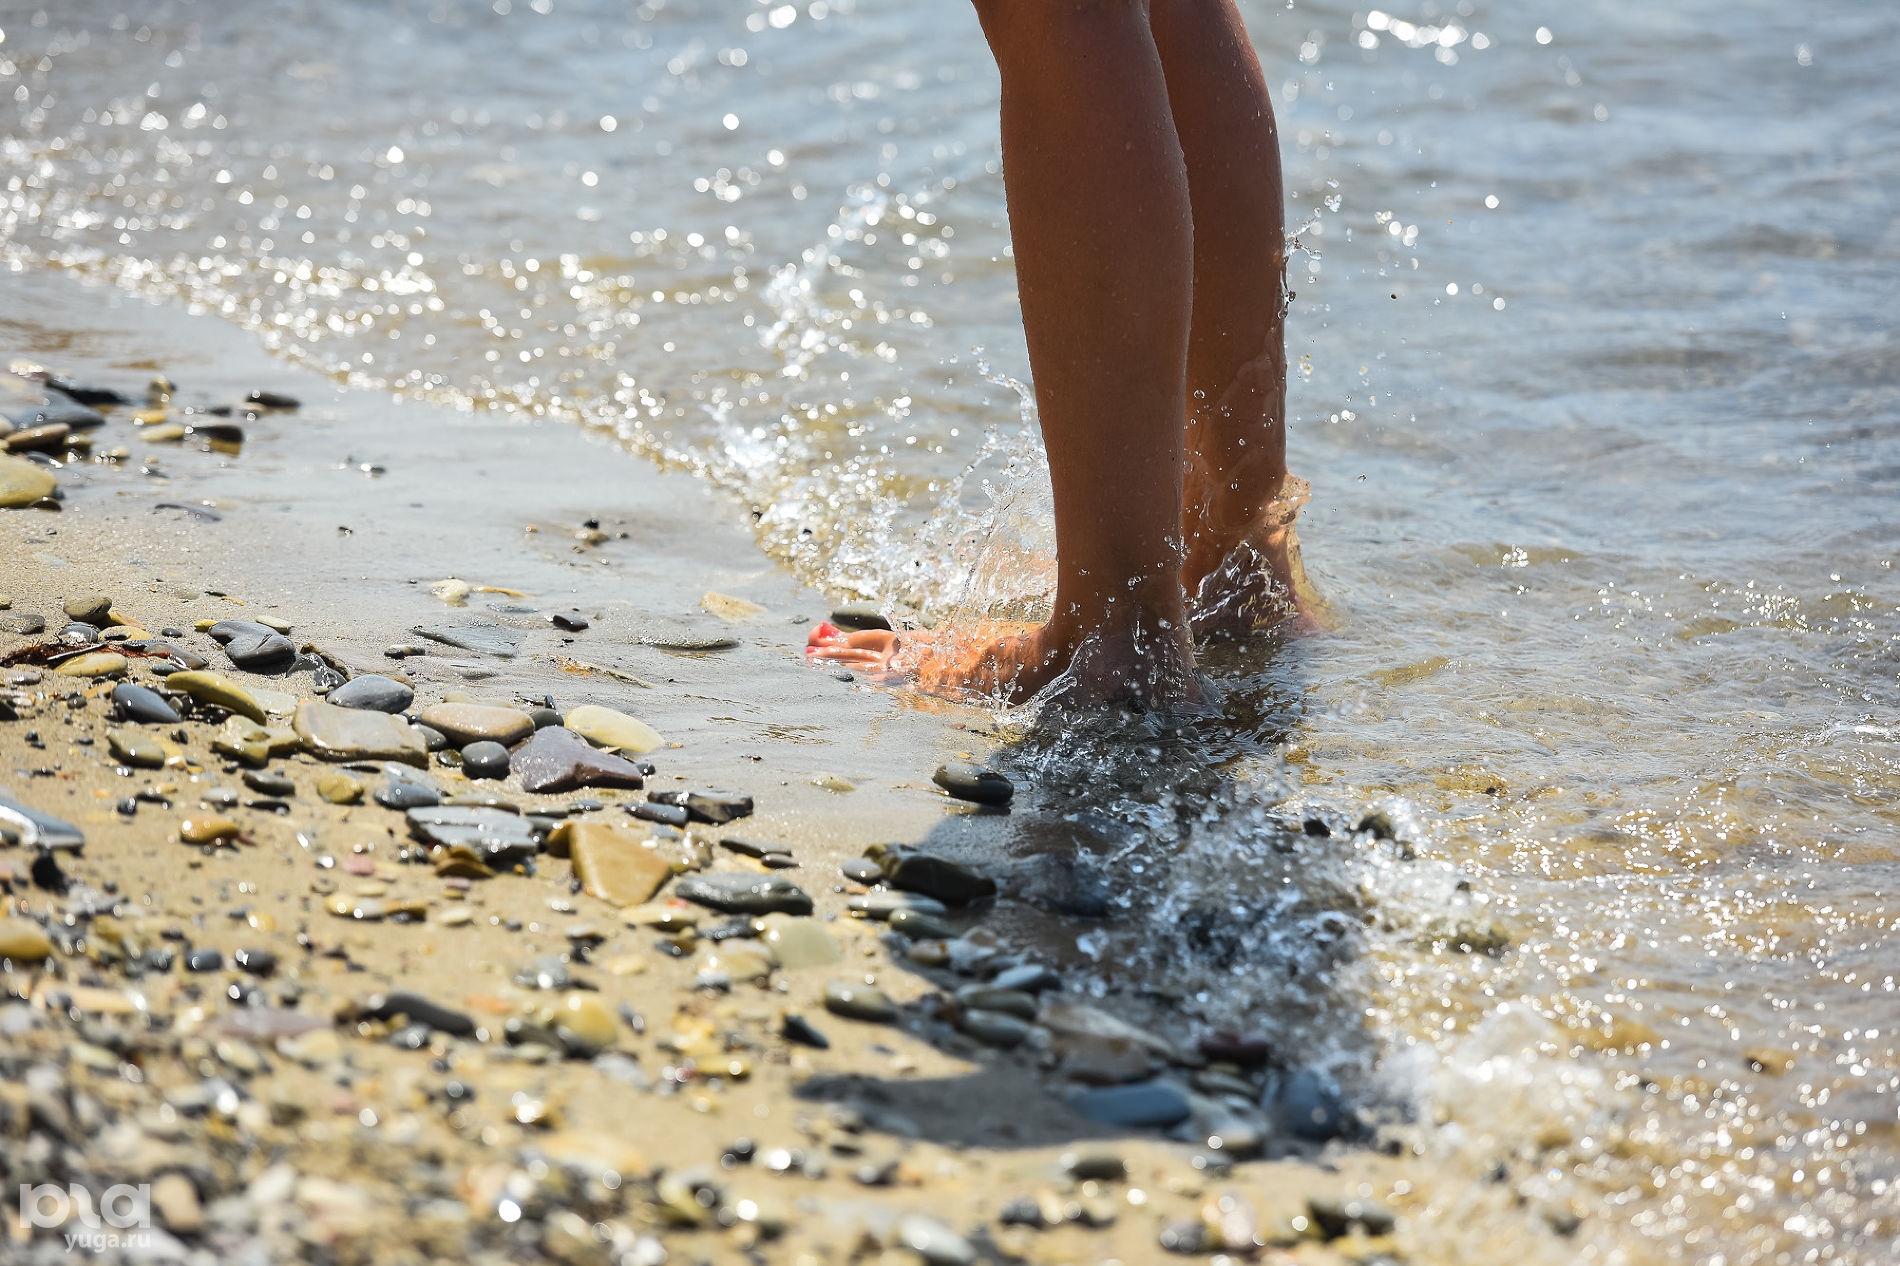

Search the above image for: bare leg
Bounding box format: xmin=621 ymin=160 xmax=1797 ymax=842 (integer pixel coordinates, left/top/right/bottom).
xmin=1151 ymin=0 xmax=1320 ymax=635
xmin=813 ymin=0 xmax=1200 ymax=705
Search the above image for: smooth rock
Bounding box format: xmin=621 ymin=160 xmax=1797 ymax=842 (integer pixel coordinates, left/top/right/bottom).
xmin=0 ymin=455 xmax=55 ymax=508
xmin=829 ymin=604 xmax=892 ymax=632
xmin=1055 ymin=1034 xmax=1155 ymax=1085
xmin=1272 ymin=1068 xmax=1351 ymax=1142
xmin=629 ymin=800 xmax=690 ymax=827
xmin=294 ymin=700 xmax=427 ymax=766
xmin=648 ymin=789 xmax=753 ymax=825
xmin=406 ymin=806 xmax=543 ymax=867
xmin=824 ymin=980 xmax=897 ymax=1023
xmin=1 ymin=613 xmax=46 ymax=636
xmin=888 ymin=908 xmax=958 ymax=941
xmin=184 ymin=948 xmax=224 ymax=972
xmin=955 ymin=985 xmax=1038 ymax=1019
xmin=233 ymin=946 xmax=278 ymax=976
xmin=760 ymin=914 xmax=840 ymax=970
xmin=316 ymin=772 xmax=363 ymax=804
xmin=933 ymin=761 xmax=1015 ymax=807
xmin=63 ymin=594 xmax=113 ymax=626
xmin=958 ymin=1009 xmax=1032 ymax=1049
xmin=845 ymin=891 xmax=949 ymax=921
xmin=461 ymin=740 xmax=510 ymax=780
xmin=209 ymin=620 xmax=297 ymax=673
xmin=413 ymin=624 xmax=520 ymax=658
xmin=0 ymin=918 xmax=54 ymax=961
xmin=179 ymin=817 xmax=241 ymax=845
xmin=566 ymin=823 xmax=673 ymax=905
xmin=16 ymin=395 xmax=106 ymax=429
xmin=212 ymin=716 xmax=299 ymax=766
xmin=674 ymin=872 xmax=813 ymax=916
xmin=897 ymin=1215 xmax=977 ymax=1266
xmin=551 ymin=992 xmax=618 ymax=1056
xmin=242 ymin=770 xmax=295 ymax=797
xmin=4 ymin=423 xmax=71 ymax=453
xmin=697 ymin=941 xmax=773 ymax=982
xmin=54 ymin=651 xmax=127 ymax=679
xmin=245 ymin=389 xmax=301 ymax=409
xmin=375 ymin=771 xmax=442 ymax=810
xmin=513 ymin=726 xmax=646 ymax=794
xmin=865 ymin=843 xmax=997 ymax=905
xmin=167 ymin=671 xmax=267 ymax=723
xmin=417 ymin=702 xmax=536 ymax=747
xmin=781 ymin=1012 xmax=830 ymax=1048
xmin=106 ymin=728 xmax=166 ymax=769
xmin=110 ymin=682 xmax=181 ymax=724
xmin=1068 ymin=1081 xmax=1192 ymax=1129
xmin=527 ymin=706 xmax=563 ymax=729
xmin=563 ymin=703 xmax=663 ymax=754
xmin=992 ymin=964 xmax=1062 ymax=994
xmin=1307 ymin=1195 xmax=1396 ymax=1238
xmin=327 ymin=674 xmax=414 ymax=712
xmin=357 ymin=990 xmax=476 ymax=1036
xmin=1012 ymin=853 xmax=1114 ymax=918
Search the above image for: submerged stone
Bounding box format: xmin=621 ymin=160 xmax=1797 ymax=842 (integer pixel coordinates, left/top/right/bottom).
xmin=294 ymin=700 xmax=428 ymax=766
xmin=413 ymin=624 xmax=520 ymax=658
xmin=865 ymin=843 xmax=997 ymax=905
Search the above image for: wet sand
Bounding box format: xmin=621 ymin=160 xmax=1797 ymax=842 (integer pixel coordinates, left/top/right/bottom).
xmin=0 ymin=270 xmax=1522 ymax=1265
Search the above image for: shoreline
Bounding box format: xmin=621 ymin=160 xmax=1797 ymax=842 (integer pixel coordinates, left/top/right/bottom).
xmin=0 ymin=269 xmax=1446 ymax=1265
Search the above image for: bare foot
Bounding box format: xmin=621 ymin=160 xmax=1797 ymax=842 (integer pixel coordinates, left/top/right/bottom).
xmin=808 ymin=616 xmax=1200 ymax=709
xmin=1182 ymin=472 xmax=1327 ymax=640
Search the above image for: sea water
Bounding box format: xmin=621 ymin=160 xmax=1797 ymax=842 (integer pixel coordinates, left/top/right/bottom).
xmin=5 ymin=1 xmax=1899 ymax=1259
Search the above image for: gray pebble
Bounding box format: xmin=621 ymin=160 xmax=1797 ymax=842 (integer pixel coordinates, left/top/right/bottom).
xmin=1067 ymin=1081 xmax=1191 ymax=1129
xmin=674 ymin=872 xmax=813 ymax=916
xmin=461 ymin=741 xmax=510 ymax=780
xmin=110 ymin=682 xmax=180 ymax=725
xmin=932 ymin=761 xmax=1014 ymax=807
xmin=327 ymin=674 xmax=414 ymax=713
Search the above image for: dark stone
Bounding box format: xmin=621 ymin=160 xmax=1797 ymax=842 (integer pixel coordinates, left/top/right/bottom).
xmin=223 ymin=632 xmax=297 ymax=673
xmin=513 ymin=726 xmax=646 ymax=794
xmin=183 ymin=948 xmax=224 ymax=973
xmin=1158 ymin=1221 xmax=1214 ymax=1254
xmin=0 ymin=794 xmax=85 ymax=854
xmin=550 ymin=611 xmax=590 ymax=631
xmin=241 ymin=770 xmax=295 ymax=798
xmin=998 ymin=1198 xmax=1047 ymax=1229
xmin=866 ymin=844 xmax=997 ymax=905
xmin=245 ymin=390 xmax=301 ymax=409
xmin=1357 ymin=811 xmax=1397 ymax=841
xmin=375 ymin=772 xmax=442 ymax=810
xmin=327 ymin=674 xmax=414 ymax=713
xmin=44 ymin=378 xmax=133 ymax=407
xmin=1273 ymin=1068 xmax=1351 ymax=1141
xmin=405 ymin=806 xmax=543 ymax=867
xmin=1302 ymin=817 xmax=1331 ymax=837
xmin=674 ymin=872 xmax=813 ymax=916
xmin=527 ymin=706 xmax=562 ymax=729
xmin=933 ymin=761 xmax=1014 ymax=807
xmin=719 ymin=837 xmax=789 ymax=861
xmin=1198 ymin=1030 xmax=1273 ymax=1066
xmin=840 ymin=858 xmax=883 ymax=885
xmin=461 ymin=741 xmax=510 ymax=781
xmin=1067 ymin=1081 xmax=1191 ymax=1129
xmin=629 ymin=800 xmax=690 ymax=827
xmin=416 ymin=724 xmax=448 ymax=752
xmin=412 ymin=624 xmax=520 ymax=658
xmin=887 ymin=909 xmax=957 ymax=940
xmin=1 ymin=613 xmax=46 ymax=636
xmin=357 ymin=990 xmax=476 ymax=1037
xmin=647 ymin=789 xmax=753 ymax=825
xmin=1306 ymin=1195 xmax=1396 ymax=1238
xmin=829 ymin=604 xmax=891 ymax=632
xmin=233 ymin=947 xmax=278 ymax=976
xmin=110 ymin=683 xmax=181 ymax=725
xmin=13 ymin=396 xmax=106 ymax=431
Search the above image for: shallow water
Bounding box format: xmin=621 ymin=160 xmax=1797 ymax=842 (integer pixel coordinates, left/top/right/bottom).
xmin=6 ymin=0 xmax=1900 ymax=1259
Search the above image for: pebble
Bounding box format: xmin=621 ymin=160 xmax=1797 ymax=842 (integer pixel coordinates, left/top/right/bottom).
xmin=245 ymin=389 xmax=301 ymax=409
xmin=698 ymin=941 xmax=773 ymax=982
xmin=374 ymin=771 xmax=443 ymax=810
xmin=232 ymin=947 xmax=278 ymax=976
xmin=958 ymin=1009 xmax=1032 ymax=1048
xmin=167 ymin=670 xmax=267 ymax=723
xmin=1272 ymin=1067 xmax=1351 ymax=1142
xmin=865 ymin=843 xmax=997 ymax=905
xmin=417 ymin=702 xmax=536 ymax=747
xmin=294 ymin=699 xmax=428 ymax=765
xmin=316 ymin=772 xmax=364 ymax=804
xmin=933 ymin=761 xmax=1015 ymax=807
xmin=823 ymin=979 xmax=896 ymax=1023
xmin=888 ymin=908 xmax=958 ymax=941
xmin=405 ymin=806 xmax=543 ymax=867
xmin=563 ymin=703 xmax=663 ymax=754
xmin=1060 ymin=1150 xmax=1128 ymax=1181
xmin=760 ymin=914 xmax=840 ymax=969
xmin=57 ymin=621 xmax=100 ymax=647
xmin=551 ymin=992 xmax=618 ymax=1056
xmin=110 ymin=682 xmax=181 ymax=724
xmin=992 ymin=963 xmax=1062 ymax=994
xmin=513 ymin=726 xmax=647 ymax=794
xmin=412 ymin=624 xmax=520 ymax=658
xmin=1198 ymin=1030 xmax=1273 ymax=1066
xmin=62 ymin=594 xmax=114 ymax=625
xmin=326 ymin=674 xmax=414 ymax=713
xmin=149 ymin=1173 xmax=203 ymax=1235
xmin=630 ymin=617 xmax=738 ymax=651
xmin=0 ymin=918 xmax=54 ymax=961
xmin=54 ymin=651 xmax=127 ymax=679
xmin=629 ymin=800 xmax=690 ymax=827
xmin=527 ymin=706 xmax=562 ymax=729
xmin=213 ymin=716 xmax=299 ymax=766
xmin=106 ymin=728 xmax=167 ymax=769
xmin=184 ymin=948 xmax=224 ymax=973
xmin=461 ymin=740 xmax=510 ymax=780
xmin=356 ymin=990 xmax=476 ymax=1036
xmin=955 ymin=985 xmax=1039 ymax=1019
xmin=1067 ymin=1081 xmax=1192 ymax=1128
xmin=208 ymin=620 xmax=297 ymax=673
xmin=565 ymin=823 xmax=673 ymax=905
xmin=897 ymin=1214 xmax=977 ymax=1266
xmin=1307 ymin=1195 xmax=1396 ymax=1238
xmin=674 ymin=872 xmax=813 ymax=916
xmin=648 ymin=789 xmax=754 ymax=825
xmin=846 ymin=891 xmax=949 ymax=921
xmin=0 ymin=454 xmax=55 ymax=507
xmin=781 ymin=1012 xmax=830 ymax=1048
xmin=179 ymin=817 xmax=241 ymax=845
xmin=829 ymin=603 xmax=892 ymax=631
xmin=0 ymin=613 xmax=46 ymax=635
xmin=841 ymin=858 xmax=884 ymax=884
xmin=241 ymin=770 xmax=295 ymax=797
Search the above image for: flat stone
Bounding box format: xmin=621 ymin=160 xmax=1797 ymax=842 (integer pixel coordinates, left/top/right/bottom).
xmin=294 ymin=700 xmax=427 ymax=766
xmin=418 ymin=702 xmax=536 ymax=747
xmin=375 ymin=771 xmax=442 ymax=810
xmin=847 ymin=891 xmax=950 ymax=921
xmin=15 ymin=395 xmax=105 ymax=429
xmin=697 ymin=941 xmax=773 ymax=982
xmin=829 ymin=603 xmax=891 ymax=631
xmin=208 ymin=620 xmax=298 ymax=673
xmin=1067 ymin=1081 xmax=1192 ymax=1129
xmin=110 ymin=682 xmax=181 ymax=724
xmin=0 ymin=794 xmax=84 ymax=853
xmin=674 ymin=872 xmax=812 ymax=916
xmin=356 ymin=990 xmax=475 ymax=1036
xmin=413 ymin=624 xmax=520 ymax=658
xmin=461 ymin=740 xmax=510 ymax=780
xmin=823 ymin=979 xmax=897 ymax=1023
xmin=864 ymin=843 xmax=997 ymax=905
xmin=326 ymin=674 xmax=414 ymax=712
xmin=933 ymin=761 xmax=1014 ymax=807
xmin=513 ymin=726 xmax=646 ymax=794
xmin=242 ymin=770 xmax=295 ymax=797
xmin=62 ymin=594 xmax=113 ymax=625
xmin=106 ymin=728 xmax=166 ymax=769
xmin=955 ymin=986 xmax=1038 ymax=1019
xmin=1273 ymin=1068 xmax=1350 ymax=1142
xmin=628 ymin=617 xmax=738 ymax=651
xmin=992 ymin=964 xmax=1062 ymax=994
xmin=563 ymin=703 xmax=663 ymax=754
xmin=649 ymin=789 xmax=753 ymax=825
xmin=179 ymin=817 xmax=241 ymax=845
xmin=0 ymin=455 xmax=55 ymax=508
xmin=760 ymin=914 xmax=840 ymax=970
xmin=406 ymin=806 xmax=543 ymax=867
xmin=0 ymin=918 xmax=53 ymax=961
xmin=54 ymin=651 xmax=127 ymax=678
xmin=629 ymin=800 xmax=690 ymax=827
xmin=551 ymin=992 xmax=618 ymax=1056
xmin=566 ymin=823 xmax=673 ymax=905
xmin=888 ymin=909 xmax=958 ymax=940
xmin=0 ymin=613 xmax=45 ymax=636
xmin=167 ymin=671 xmax=267 ymax=723
xmin=212 ymin=716 xmax=299 ymax=766
xmin=4 ymin=423 xmax=73 ymax=453
xmin=957 ymin=1009 xmax=1031 ymax=1049
xmin=841 ymin=858 xmax=884 ymax=885
xmin=316 ymin=772 xmax=363 ymax=804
